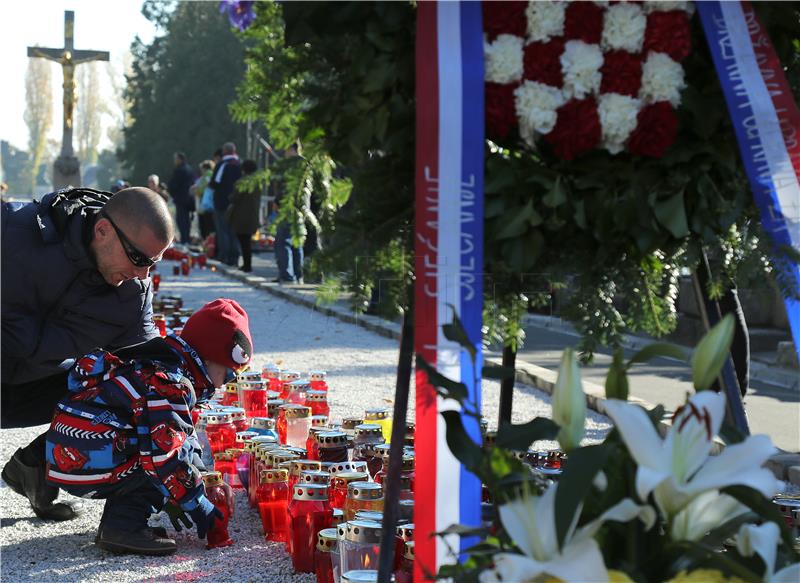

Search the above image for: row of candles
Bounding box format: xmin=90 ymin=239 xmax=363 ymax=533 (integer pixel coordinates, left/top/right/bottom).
xmin=193 ymin=364 xmax=415 ymax=583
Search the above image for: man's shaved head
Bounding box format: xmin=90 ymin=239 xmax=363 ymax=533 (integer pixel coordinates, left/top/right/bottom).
xmin=105 ymin=187 xmax=174 ymax=244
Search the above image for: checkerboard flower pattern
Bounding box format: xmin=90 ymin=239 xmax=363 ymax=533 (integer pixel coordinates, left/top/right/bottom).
xmin=483 ymin=1 xmax=693 ymax=160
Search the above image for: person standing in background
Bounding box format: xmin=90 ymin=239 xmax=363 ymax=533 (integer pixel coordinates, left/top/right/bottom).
xmin=227 ymin=159 xmax=261 ymax=273
xmin=168 ymin=152 xmax=195 ymax=245
xmin=190 ymin=160 xmax=216 ymax=241
xmin=209 ymin=142 xmax=242 ymax=266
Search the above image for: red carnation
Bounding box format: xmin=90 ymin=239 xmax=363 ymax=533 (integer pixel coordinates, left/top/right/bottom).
xmin=544 ymin=98 xmax=601 ymax=161
xmin=523 ymin=38 xmax=565 ymax=87
xmin=627 ymin=102 xmax=679 ymax=157
xmin=483 ymin=0 xmax=527 ymax=42
xmin=600 ymin=50 xmax=644 ymax=97
xmin=564 ymin=1 xmax=604 ymax=44
xmin=644 ymin=11 xmax=691 ymax=62
xmin=486 ymin=82 xmax=519 ymax=139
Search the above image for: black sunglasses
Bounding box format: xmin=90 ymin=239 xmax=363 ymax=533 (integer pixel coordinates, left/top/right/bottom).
xmin=100 ymin=212 xmax=156 ymax=268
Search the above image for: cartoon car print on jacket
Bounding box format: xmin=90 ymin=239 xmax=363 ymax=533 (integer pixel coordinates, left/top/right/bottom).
xmin=52 ymin=444 xmax=88 ymax=472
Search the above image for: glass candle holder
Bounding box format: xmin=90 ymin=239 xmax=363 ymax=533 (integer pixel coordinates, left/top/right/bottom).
xmin=315 ymin=527 xmax=338 ymax=583
xmin=224 ymin=407 xmax=249 ymax=433
xmin=364 ymin=409 xmax=392 ymax=443
xmin=250 ymin=417 xmax=279 ymax=440
xmin=262 ymin=362 xmax=280 ymax=380
xmin=398 ymin=499 xmax=414 ymax=523
xmin=309 ymin=370 xmax=328 ymax=391
xmin=277 ymin=404 xmax=304 ymax=444
xmin=312 ymin=415 xmax=329 ymax=428
xmin=300 ymin=469 xmax=332 ymax=490
xmin=152 ymin=271 xmax=161 ymax=292
xmin=353 ymin=425 xmax=385 ymax=448
xmin=394 ymin=524 xmax=414 ymax=571
xmin=213 ymin=451 xmax=236 ymax=486
xmin=341 ymin=417 xmax=364 ymax=435
xmin=374 ymin=453 xmax=415 ymax=490
xmin=194 ymin=412 xmax=215 ymax=468
xmin=240 ymin=383 xmax=268 ymax=418
xmin=226 ymin=448 xmax=246 ymax=489
xmin=288 ymin=484 xmax=334 ymax=573
xmin=343 ymin=482 xmax=383 ymax=521
xmin=257 ymin=468 xmax=289 ymax=542
xmin=222 ymin=383 xmax=239 ymax=407
xmin=317 ymin=432 xmax=349 ymax=464
xmin=326 ymin=461 xmax=369 ymax=477
xmin=394 ymin=541 xmax=414 ymax=583
xmin=286 ymin=379 xmax=311 ymax=406
xmin=153 ymin=314 xmax=167 ymax=337
xmin=352 ymin=445 xmax=378 ymax=477
xmin=404 ymin=422 xmax=415 ymax=448
xmin=205 ymin=412 xmax=237 ymax=455
xmin=202 ymin=471 xmax=235 ymax=549
xmin=341 ymin=571 xmax=379 ymax=583
xmin=369 ymin=444 xmax=392 ymax=482
xmin=307 ymin=390 xmax=330 ymax=417
xmin=306 ymin=427 xmax=329 ymax=461
xmin=333 ymin=507 xmax=346 ymax=526
xmin=279 ymin=370 xmax=301 ymax=399
xmin=286 ymin=406 xmax=313 ymax=449
xmin=339 ymin=519 xmax=382 ymax=575
xmin=330 ymin=472 xmax=370 ymax=510
xmin=288 ymin=459 xmax=324 ymax=501
xmin=267 ymin=399 xmax=286 ymax=419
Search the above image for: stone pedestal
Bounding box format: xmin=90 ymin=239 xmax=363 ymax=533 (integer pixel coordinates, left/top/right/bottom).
xmin=53 ymin=155 xmax=81 ymax=189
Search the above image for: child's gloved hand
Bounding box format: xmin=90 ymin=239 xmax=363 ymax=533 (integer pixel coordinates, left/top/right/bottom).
xmin=188 ymin=497 xmax=224 ymax=540
xmin=164 ymin=501 xmax=193 ymax=532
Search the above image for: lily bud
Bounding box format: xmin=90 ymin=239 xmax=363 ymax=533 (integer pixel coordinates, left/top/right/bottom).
xmin=552 ymin=348 xmax=586 ymax=452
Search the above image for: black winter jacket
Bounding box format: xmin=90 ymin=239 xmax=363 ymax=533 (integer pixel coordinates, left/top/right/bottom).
xmin=209 ymin=155 xmax=242 ymax=212
xmin=1 ymin=188 xmax=157 ymax=385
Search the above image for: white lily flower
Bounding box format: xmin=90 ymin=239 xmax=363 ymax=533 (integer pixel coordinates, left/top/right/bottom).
xmin=737 ymin=522 xmax=800 ymax=582
xmin=603 ymin=391 xmax=779 ymax=517
xmin=480 ymin=482 xmax=655 ymax=583
xmin=552 ymin=348 xmax=586 ymax=452
xmin=669 ymin=489 xmax=747 ymax=542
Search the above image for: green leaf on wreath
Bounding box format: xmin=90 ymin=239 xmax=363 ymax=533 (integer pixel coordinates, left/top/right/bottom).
xmin=554 ymin=444 xmax=612 ymax=551
xmin=605 ymin=347 xmax=629 ymax=401
xmin=495 ymin=417 xmax=559 ymax=451
xmin=416 ymin=355 xmax=469 ymax=403
xmin=496 ymin=200 xmax=534 ymax=240
xmin=442 ymin=307 xmax=478 ymax=361
xmin=654 ymin=191 xmax=690 ymax=239
xmin=542 ymin=176 xmax=567 ymax=208
xmin=441 ymin=410 xmax=484 ymax=472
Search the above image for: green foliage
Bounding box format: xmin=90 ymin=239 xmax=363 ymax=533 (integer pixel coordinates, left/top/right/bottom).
xmin=122 ymin=1 xmax=247 ymax=183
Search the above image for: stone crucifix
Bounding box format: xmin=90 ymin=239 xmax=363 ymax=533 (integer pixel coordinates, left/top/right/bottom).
xmin=27 ymin=10 xmax=109 ymax=187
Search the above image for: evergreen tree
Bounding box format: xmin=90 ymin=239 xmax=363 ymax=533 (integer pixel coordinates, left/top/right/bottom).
xmin=122 ymin=1 xmax=247 ymax=184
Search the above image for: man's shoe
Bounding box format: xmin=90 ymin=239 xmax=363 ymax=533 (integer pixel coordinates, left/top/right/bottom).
xmin=1 ymin=449 xmax=80 ymax=521
xmin=95 ymin=525 xmax=168 ymax=544
xmin=96 ymin=525 xmax=177 ymax=556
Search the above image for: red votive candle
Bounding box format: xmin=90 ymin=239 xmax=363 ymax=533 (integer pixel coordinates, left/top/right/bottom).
xmin=288 ymin=484 xmax=334 ymax=573
xmin=257 ymin=468 xmax=289 ymax=541
xmin=202 ymin=471 xmax=235 ymax=549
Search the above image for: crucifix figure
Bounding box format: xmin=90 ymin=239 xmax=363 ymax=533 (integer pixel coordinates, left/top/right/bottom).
xmin=27 ymin=10 xmax=109 ymax=187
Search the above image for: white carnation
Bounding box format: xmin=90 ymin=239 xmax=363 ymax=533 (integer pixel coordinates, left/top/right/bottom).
xmin=598 ymin=93 xmax=641 ymax=154
xmin=602 ymin=2 xmax=647 ymax=53
xmin=643 ymin=1 xmax=693 ymax=14
xmin=560 ymin=40 xmax=603 ymax=100
xmin=484 ymin=34 xmax=524 ymax=84
xmin=640 ymin=51 xmax=686 ymax=106
xmin=526 ymin=1 xmax=566 ymax=43
xmin=514 ymin=80 xmax=566 ymax=145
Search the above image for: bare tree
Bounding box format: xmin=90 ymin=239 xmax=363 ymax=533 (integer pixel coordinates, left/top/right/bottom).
xmin=75 ymin=61 xmax=105 ymax=165
xmin=24 ymin=52 xmax=54 ymax=192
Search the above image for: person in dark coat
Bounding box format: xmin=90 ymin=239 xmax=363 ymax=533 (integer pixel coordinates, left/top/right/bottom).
xmin=1 ymin=186 xmax=173 ymax=521
xmin=167 ymin=152 xmax=195 ymax=244
xmin=46 ymin=298 xmax=253 ymax=555
xmin=208 ymin=142 xmax=242 ymax=266
xmin=227 ymin=159 xmax=261 ymax=273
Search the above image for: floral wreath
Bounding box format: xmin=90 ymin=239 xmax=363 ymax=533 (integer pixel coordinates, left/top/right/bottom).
xmin=483 ymin=0 xmax=694 ymax=160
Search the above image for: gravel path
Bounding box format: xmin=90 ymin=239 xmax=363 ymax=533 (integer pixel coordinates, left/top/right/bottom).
xmin=0 ymin=263 xmax=611 ymax=582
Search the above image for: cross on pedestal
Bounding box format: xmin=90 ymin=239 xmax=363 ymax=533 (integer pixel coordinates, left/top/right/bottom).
xmin=27 ymin=10 xmax=109 ymax=188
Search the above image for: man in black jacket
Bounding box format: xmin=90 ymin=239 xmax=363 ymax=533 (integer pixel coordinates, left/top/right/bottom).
xmin=168 ymin=152 xmax=195 ymax=244
xmin=1 ymin=186 xmax=173 ymax=521
xmin=209 ymin=142 xmax=242 ymax=266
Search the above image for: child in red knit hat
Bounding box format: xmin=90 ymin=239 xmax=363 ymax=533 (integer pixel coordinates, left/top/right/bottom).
xmin=45 ymin=298 xmax=252 ymax=556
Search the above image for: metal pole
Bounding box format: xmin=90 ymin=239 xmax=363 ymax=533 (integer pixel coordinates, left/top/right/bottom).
xmin=691 ymin=250 xmax=750 ymax=434
xmin=497 ymin=343 xmax=516 ymax=425
xmin=377 ymin=303 xmax=414 ymax=583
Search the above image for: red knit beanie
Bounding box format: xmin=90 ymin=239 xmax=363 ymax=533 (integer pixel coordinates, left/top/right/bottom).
xmin=180 ymin=298 xmax=253 ymax=370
